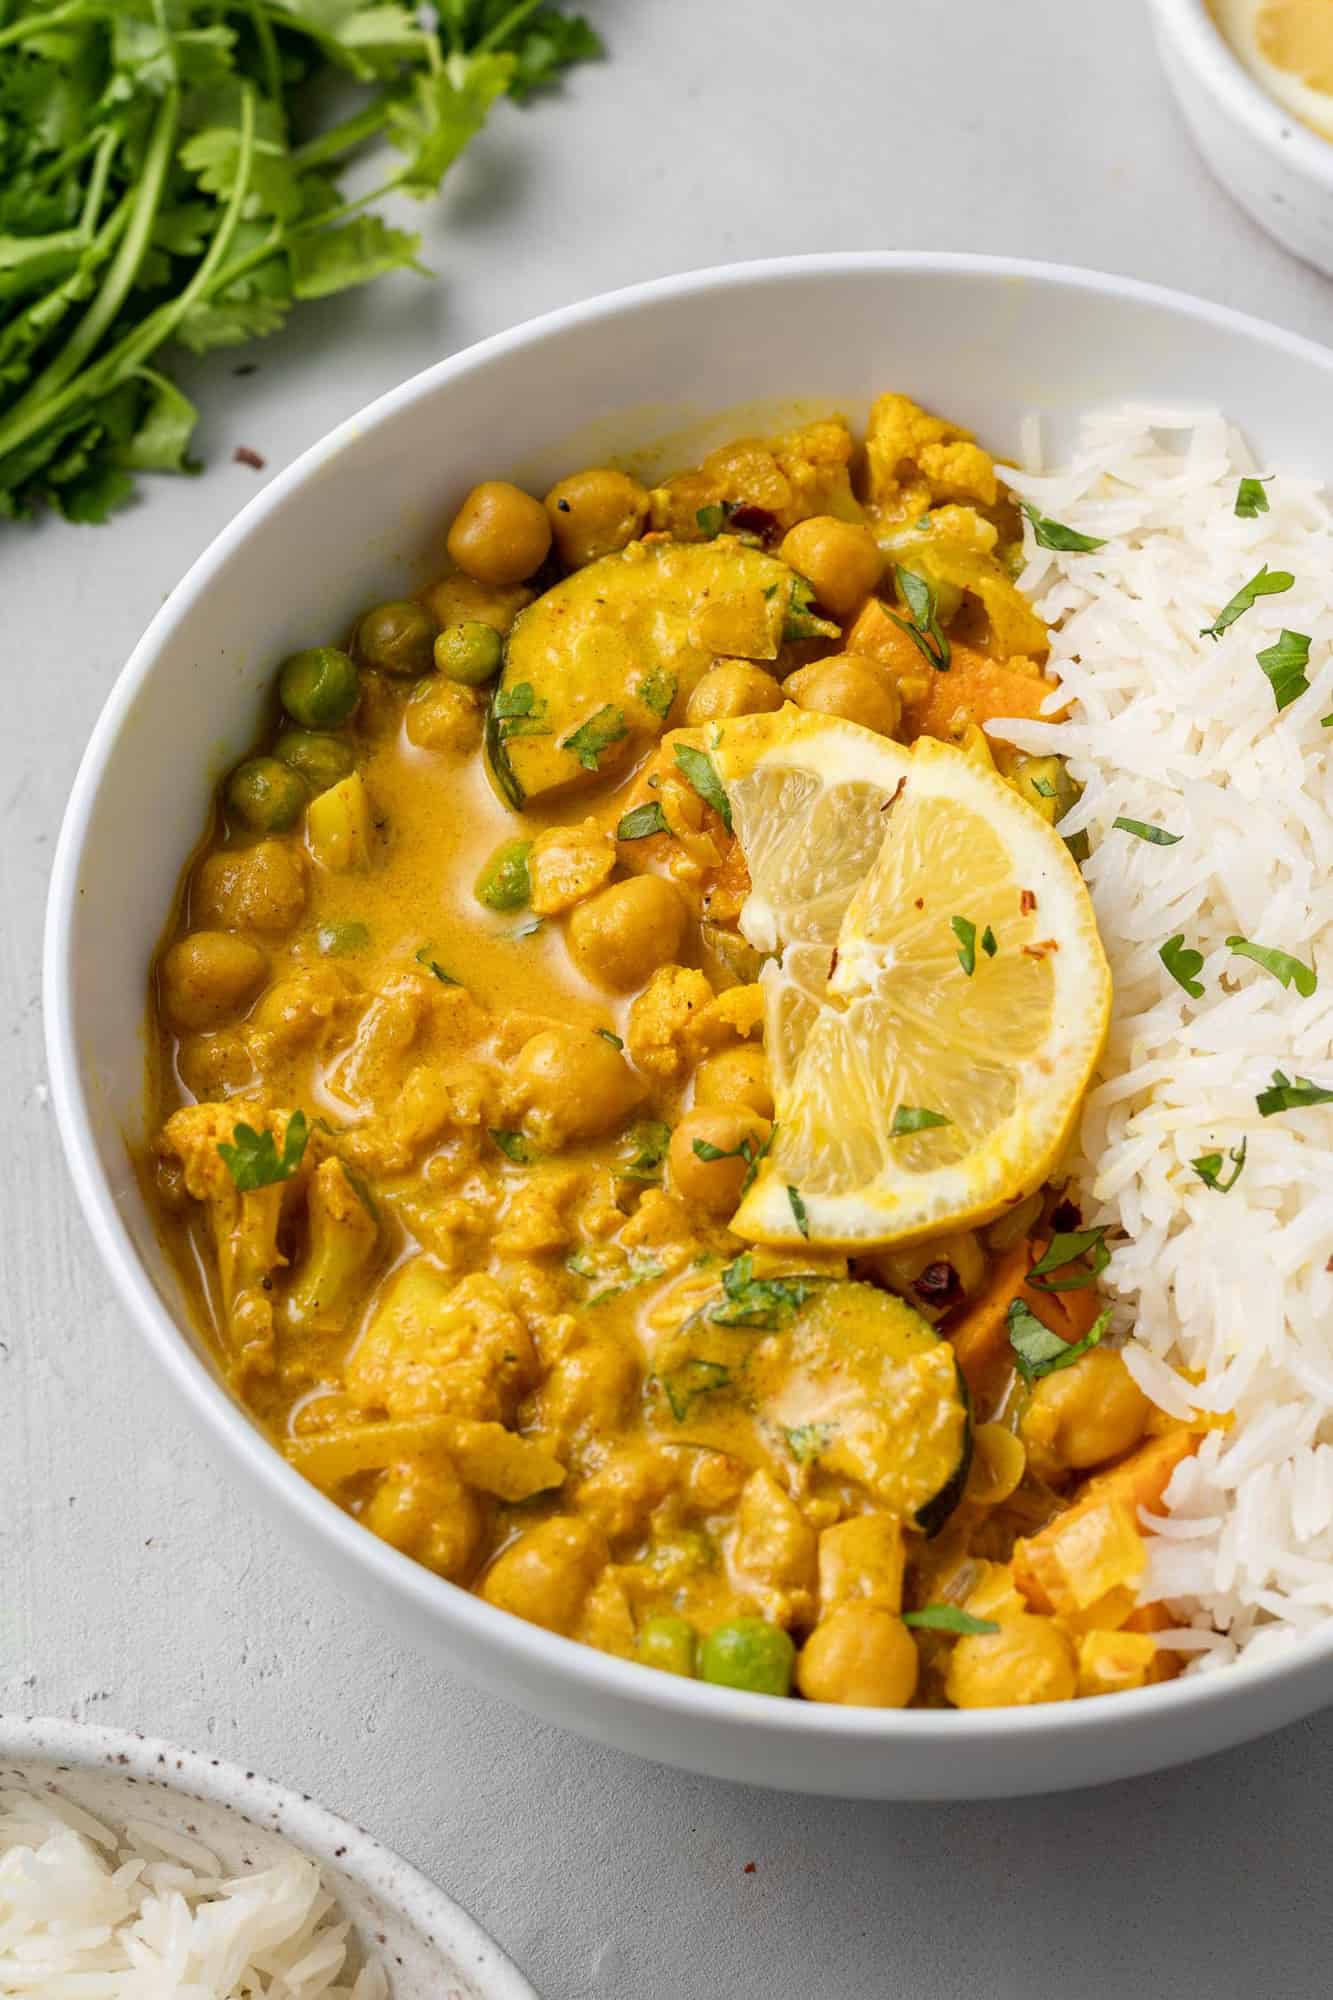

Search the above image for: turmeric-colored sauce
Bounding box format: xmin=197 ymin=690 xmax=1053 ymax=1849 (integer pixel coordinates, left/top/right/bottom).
xmin=145 ymin=394 xmax=1188 ymax=1707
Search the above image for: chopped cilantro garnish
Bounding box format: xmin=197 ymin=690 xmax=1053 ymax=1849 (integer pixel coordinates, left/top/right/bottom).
xmin=661 ymin=1358 xmax=732 ymax=1420
xmin=783 ymin=1422 xmax=831 ymax=1464
xmin=786 ymin=1185 xmax=810 ymax=1238
xmin=1234 ymin=477 xmax=1272 ymax=518
xmin=218 ymin=1111 xmax=308 ymax=1192
xmin=890 ymin=1105 xmax=951 ymax=1136
xmin=673 ymin=743 xmax=733 ymax=831
xmin=981 ymin=925 xmax=998 ymax=957
xmin=1160 ymin=933 xmax=1205 ymax=998
xmin=1226 ymin=936 xmax=1317 ymax=996
xmin=415 ymin=946 xmax=459 ymax=984
xmin=620 ymin=1120 xmax=672 ymax=1182
xmin=951 ymin=915 xmax=977 ymax=977
xmin=1113 ymin=817 xmax=1181 ymax=846
xmin=1018 ymin=502 xmax=1106 ymax=553
xmin=902 ymin=1605 xmax=1001 ymax=1636
xmin=695 ymin=503 xmax=732 ymax=537
xmin=318 ymin=921 xmax=370 ymax=955
xmin=1191 ymin=1139 xmax=1247 ymax=1192
xmin=1256 ymin=628 xmax=1312 ymax=712
xmin=889 ymin=565 xmax=951 ymax=671
xmin=1007 ymin=1298 xmax=1111 ymax=1386
xmin=595 ymin=1027 xmax=624 ymax=1049
xmin=489 ymin=1129 xmax=538 ymax=1164
xmin=709 ymin=1252 xmax=820 ymax=1330
xmin=562 ymin=705 xmax=628 ymax=772
xmin=493 ymin=682 xmax=550 ymax=740
xmin=616 ymin=801 xmax=670 ymax=841
xmin=637 ymin=668 xmax=677 ymax=719
xmin=1199 ymin=563 xmax=1294 ymax=640
xmin=1256 ymin=1069 xmax=1333 ymax=1116
xmin=783 ymin=575 xmax=840 ymax=643
xmin=1027 ymin=1226 xmax=1110 ymax=1292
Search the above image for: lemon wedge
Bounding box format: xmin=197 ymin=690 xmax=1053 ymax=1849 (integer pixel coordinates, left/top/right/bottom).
xmin=707 ymin=710 xmax=1111 ymax=1249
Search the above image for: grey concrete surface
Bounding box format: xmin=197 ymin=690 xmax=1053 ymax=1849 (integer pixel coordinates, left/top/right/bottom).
xmin=4 ymin=2 xmax=1332 ymax=1994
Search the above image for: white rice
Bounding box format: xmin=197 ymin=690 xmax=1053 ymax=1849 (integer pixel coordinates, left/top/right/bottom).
xmin=993 ymin=404 xmax=1333 ymax=1668
xmin=0 ymin=1785 xmax=388 ymax=1999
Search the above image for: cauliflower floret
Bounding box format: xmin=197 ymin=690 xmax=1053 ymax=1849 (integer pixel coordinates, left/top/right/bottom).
xmin=283 ymin=1157 xmax=378 ymax=1332
xmin=363 ymin=1454 xmax=488 ymax=1581
xmin=342 ymin=1059 xmax=497 ymax=1176
xmin=527 ymin=820 xmax=616 ymax=917
xmin=346 ymin=1263 xmax=537 ymax=1422
xmin=156 ymin=1099 xmax=308 ymax=1375
xmin=728 ymin=1468 xmax=817 ymax=1629
xmin=683 ymin=982 xmax=765 ymax=1063
xmin=626 ymin=965 xmax=715 ymax=1080
xmin=494 ymin=1166 xmax=588 ymax=1256
xmin=864 ymin=392 xmax=995 ymax=524
xmin=917 ymin=438 xmax=997 ymax=508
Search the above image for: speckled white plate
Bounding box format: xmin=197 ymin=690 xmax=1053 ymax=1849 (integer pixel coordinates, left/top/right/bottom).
xmin=0 ymin=1718 xmax=537 ymax=2000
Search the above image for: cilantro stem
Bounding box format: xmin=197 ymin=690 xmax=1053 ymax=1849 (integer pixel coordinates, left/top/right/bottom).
xmin=478 ymin=0 xmax=550 ymax=51
xmin=289 ymin=101 xmax=392 ymax=175
xmin=0 ymin=91 xmax=179 ymax=446
xmin=0 ymin=0 xmax=89 ymax=48
xmin=77 ymin=130 xmax=120 ymax=237
xmin=243 ymin=0 xmax=284 ymax=106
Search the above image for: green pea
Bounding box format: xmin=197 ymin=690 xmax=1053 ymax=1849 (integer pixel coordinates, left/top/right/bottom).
xmin=638 ymin=1616 xmax=697 ymax=1678
xmin=699 ymin=1618 xmax=795 ymax=1697
xmin=434 ymin=620 xmax=503 ymax=687
xmin=279 ymin=647 xmax=360 ymax=729
xmin=318 ymin=920 xmax=370 ymax=956
xmin=355 ymin=600 xmax=436 ymax=677
xmin=225 ymin=756 xmax=307 ymax=832
xmin=273 ymin=729 xmax=355 ymax=795
xmin=475 ymin=836 xmax=532 ymax=913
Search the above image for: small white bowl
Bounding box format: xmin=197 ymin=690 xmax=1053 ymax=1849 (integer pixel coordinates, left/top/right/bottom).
xmin=44 ymin=254 xmax=1333 ymax=1800
xmin=1149 ymin=0 xmax=1333 ymax=275
xmin=0 ymin=1717 xmax=535 ymax=2000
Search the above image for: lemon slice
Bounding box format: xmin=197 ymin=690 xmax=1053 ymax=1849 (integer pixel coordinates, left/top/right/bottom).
xmin=708 ymin=712 xmax=1111 ymax=1249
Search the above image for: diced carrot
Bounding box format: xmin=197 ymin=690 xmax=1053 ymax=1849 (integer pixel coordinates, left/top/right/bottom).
xmin=1077 ymin=1427 xmax=1199 ymax=1518
xmin=846 ymin=597 xmax=926 ymax=675
xmin=907 ymin=640 xmax=1064 ymax=746
xmin=947 ymin=1235 xmax=1105 ymax=1401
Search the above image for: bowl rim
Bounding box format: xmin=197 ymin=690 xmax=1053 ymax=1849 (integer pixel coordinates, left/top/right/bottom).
xmin=43 ymin=250 xmax=1333 ymax=1757
xmin=1148 ymin=0 xmax=1333 ymax=188
xmin=0 ymin=1713 xmax=537 ymax=1998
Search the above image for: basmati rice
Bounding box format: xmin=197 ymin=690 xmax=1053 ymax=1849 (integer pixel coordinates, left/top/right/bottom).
xmin=994 ymin=404 xmax=1333 ymax=1669
xmin=0 ymin=1785 xmax=388 ymax=1999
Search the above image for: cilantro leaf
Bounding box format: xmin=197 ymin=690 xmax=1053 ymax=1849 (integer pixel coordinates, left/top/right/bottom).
xmin=218 ymin=1110 xmax=309 ymax=1190
xmin=562 ymin=705 xmax=628 ymax=772
xmin=1255 ymin=1069 xmax=1333 ymax=1116
xmin=637 ymin=667 xmax=677 ymax=719
xmin=415 ymin=945 xmax=459 ymax=983
xmin=981 ymin=925 xmax=997 ymax=957
xmin=489 ymin=1128 xmax=539 ymax=1164
xmin=1160 ymin=933 xmax=1205 ymax=998
xmin=386 ymin=54 xmax=515 ymax=198
xmin=1018 ymin=501 xmax=1106 ymax=553
xmin=709 ymin=1252 xmax=820 ymax=1330
xmin=1255 ymin=628 xmax=1312 ymax=712
xmin=951 ymin=915 xmax=977 ymax=976
xmin=288 ymin=214 xmax=425 ymax=299
xmin=783 ymin=1422 xmax=831 ymax=1464
xmin=1007 ymin=1297 xmax=1111 ymax=1386
xmin=890 ymin=1105 xmax=950 ymax=1136
xmin=595 ymin=1027 xmax=623 ymax=1049
xmin=616 ymin=801 xmax=669 ymax=841
xmin=902 ymin=1605 xmax=1001 ymax=1635
xmin=619 ymin=1120 xmax=672 ymax=1183
xmin=661 ymin=1358 xmax=731 ymax=1422
xmin=889 ymin=564 xmax=951 ymax=670
xmin=1192 ymin=1138 xmax=1247 ymax=1192
xmin=1113 ymin=816 xmax=1181 ymax=846
xmin=673 ymin=743 xmax=733 ymax=832
xmin=1226 ymin=936 xmax=1317 ymax=996
xmin=1199 ymin=564 xmax=1294 ymax=640
xmin=1234 ymin=476 xmax=1272 ymax=518
xmin=786 ymin=1185 xmax=810 ymax=1238
xmin=1027 ymin=1226 xmax=1110 ymax=1292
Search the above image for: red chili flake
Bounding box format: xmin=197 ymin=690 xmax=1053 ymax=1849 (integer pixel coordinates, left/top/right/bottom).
xmin=1326 ymin=1254 xmax=1333 ymax=1274
xmin=881 ymin=776 xmax=908 ymax=814
xmin=912 ymin=1261 xmax=963 ymax=1311
xmin=828 ymin=947 xmax=839 ymax=978
xmin=1023 ymin=939 xmax=1059 ymax=959
xmin=1020 ymin=889 xmax=1037 ymax=915
xmin=743 ymin=1862 xmax=757 ymax=1875
xmin=1051 ymin=1198 xmax=1082 ymax=1233
xmin=234 ymin=445 xmax=266 ymax=469
xmin=914 ymin=897 xmax=924 ymax=910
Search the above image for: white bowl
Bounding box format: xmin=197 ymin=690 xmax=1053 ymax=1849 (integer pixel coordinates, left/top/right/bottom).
xmin=45 ymin=254 xmax=1333 ymax=1800
xmin=1149 ymin=0 xmax=1333 ymax=275
xmin=0 ymin=1716 xmax=535 ymax=1999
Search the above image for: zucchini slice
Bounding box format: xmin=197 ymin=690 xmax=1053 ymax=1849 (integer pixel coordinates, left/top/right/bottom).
xmin=652 ymin=1273 xmax=971 ymax=1535
xmin=486 ymin=537 xmax=810 ymax=809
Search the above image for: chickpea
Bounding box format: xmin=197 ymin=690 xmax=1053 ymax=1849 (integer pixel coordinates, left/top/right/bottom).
xmin=544 ymin=467 xmax=650 ymax=567
xmin=780 ymin=516 xmax=883 ymax=618
xmin=668 ymin=1106 xmax=772 ymax=1215
xmin=785 ymin=656 xmax=901 ymax=738
xmin=797 ymin=1604 xmax=919 ymax=1707
xmin=945 ymin=1613 xmax=1078 ymax=1708
xmin=512 ymin=1025 xmax=644 ymax=1147
xmin=693 ymin=1043 xmax=774 ymax=1120
xmin=481 ymin=1517 xmax=607 ymax=1636
xmin=195 ymin=841 xmax=307 ymax=935
xmin=1019 ymin=1348 xmax=1150 ymax=1476
xmin=566 ymin=876 xmax=687 ymax=992
xmin=421 ymin=572 xmax=531 ymax=635
xmin=685 ymin=661 xmax=784 ymax=726
xmin=160 ymin=931 xmax=267 ymax=1031
xmin=446 ymin=480 xmax=551 ymax=586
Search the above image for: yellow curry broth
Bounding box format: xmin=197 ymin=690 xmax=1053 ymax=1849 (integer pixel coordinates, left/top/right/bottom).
xmin=146 ymin=395 xmax=1186 ymax=1707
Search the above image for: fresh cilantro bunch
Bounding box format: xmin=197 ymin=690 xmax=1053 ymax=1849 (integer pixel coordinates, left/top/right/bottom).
xmin=0 ymin=0 xmax=601 ymax=523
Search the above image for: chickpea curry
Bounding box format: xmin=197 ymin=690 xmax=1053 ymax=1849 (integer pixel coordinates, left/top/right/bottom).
xmin=147 ymin=394 xmax=1195 ymax=1710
